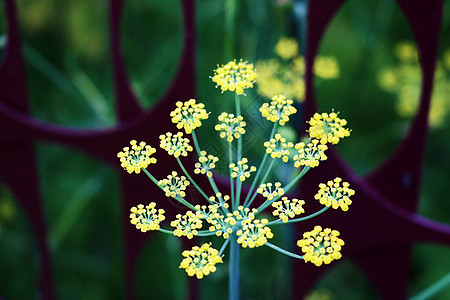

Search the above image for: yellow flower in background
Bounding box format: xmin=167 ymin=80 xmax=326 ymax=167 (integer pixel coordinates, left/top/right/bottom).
xmin=275 ymin=37 xmax=299 ymax=60
xmin=211 ymin=59 xmax=257 ymax=95
xmin=179 ymin=243 xmax=223 ymax=279
xmin=129 ymin=203 xmax=165 ymax=232
xmin=297 ymin=226 xmax=344 ymax=266
xmin=117 ymin=140 xmax=157 ymax=174
xmin=170 ymin=99 xmax=209 ymax=134
xmin=314 ymin=177 xmax=354 ymax=211
xmin=314 ymin=56 xmax=339 ymax=79
xmin=256 ymin=37 xmax=339 ymax=102
xmin=308 ymin=112 xmax=351 ymax=145
xmin=378 ymin=41 xmax=450 ymax=128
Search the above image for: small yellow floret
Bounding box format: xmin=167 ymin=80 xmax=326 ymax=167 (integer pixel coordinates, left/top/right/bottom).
xmin=314 ymin=177 xmax=354 ymax=211
xmin=215 ymin=112 xmax=246 ymax=142
xmin=259 ymin=95 xmax=297 ymax=126
xmin=297 ymin=226 xmax=344 ymax=266
xmin=117 ymin=140 xmax=157 ymax=174
xmin=129 ymin=202 xmax=165 ymax=232
xmin=159 ymin=132 xmax=193 ymax=157
xmin=179 ymin=243 xmax=223 ymax=279
xmin=211 ymin=59 xmax=257 ymax=95
xmin=170 ymin=99 xmax=209 ymax=134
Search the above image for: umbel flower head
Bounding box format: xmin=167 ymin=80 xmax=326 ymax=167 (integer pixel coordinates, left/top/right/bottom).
xmin=215 ymin=112 xmax=246 ymax=142
xmin=170 ymin=99 xmax=209 ymax=134
xmin=229 ymin=158 xmax=256 ymax=182
xmin=211 ymin=59 xmax=257 ymax=95
xmin=194 ymin=151 xmax=219 ymax=178
xmin=171 ymin=211 xmax=203 ymax=239
xmin=272 ymin=197 xmax=305 ymax=223
xmin=293 ymin=139 xmax=328 ymax=168
xmin=117 ymin=140 xmax=157 ymax=174
xmin=264 ymin=133 xmax=294 ymax=162
xmin=129 ymin=203 xmax=165 ymax=232
xmin=308 ymin=112 xmax=350 ymax=145
xmin=314 ymin=177 xmax=354 ymax=211
xmin=158 ymin=171 xmax=190 ymax=198
xmin=297 ymin=226 xmax=344 ymax=266
xmin=180 ymin=243 xmax=223 ymax=279
xmin=237 ymin=218 xmax=274 ymax=248
xmin=257 ymin=182 xmax=285 ymax=201
xmin=159 ymin=132 xmax=193 ymax=158
xmin=260 ymin=95 xmax=297 ymax=126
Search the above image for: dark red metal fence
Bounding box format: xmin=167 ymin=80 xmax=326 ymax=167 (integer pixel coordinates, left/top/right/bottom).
xmin=0 ymin=0 xmax=449 ymax=299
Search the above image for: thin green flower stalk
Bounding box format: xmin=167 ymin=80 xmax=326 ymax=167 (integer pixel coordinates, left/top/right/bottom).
xmin=117 ymin=59 xmax=354 ymax=299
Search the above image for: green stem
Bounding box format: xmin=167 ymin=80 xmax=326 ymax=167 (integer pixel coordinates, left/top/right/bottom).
xmin=174 ymin=195 xmax=197 ymax=211
xmin=235 ymin=94 xmax=243 ymax=206
xmin=268 ymin=206 xmax=330 ymax=226
xmin=229 ymin=142 xmax=236 ymax=209
xmin=158 ymin=228 xmax=175 ymax=235
xmin=191 ymin=130 xmax=229 ymax=214
xmin=219 ymin=238 xmax=231 ymax=256
xmin=176 ymin=157 xmax=210 ymax=202
xmin=243 ymin=122 xmax=278 ymax=207
xmin=265 ymin=242 xmax=304 ymax=260
xmin=410 ymin=272 xmax=450 ymax=300
xmin=229 ymin=233 xmax=240 ymax=300
xmin=224 ymin=0 xmax=236 ymax=61
xmin=245 ymin=158 xmax=276 ymax=209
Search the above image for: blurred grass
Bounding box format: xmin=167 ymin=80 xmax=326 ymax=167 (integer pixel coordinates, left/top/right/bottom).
xmin=0 ymin=0 xmax=450 ymax=299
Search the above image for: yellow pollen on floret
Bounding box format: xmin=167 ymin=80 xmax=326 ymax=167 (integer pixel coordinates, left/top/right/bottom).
xmin=215 ymin=112 xmax=246 ymax=142
xmin=171 ymin=211 xmax=203 ymax=239
xmin=194 ymin=150 xmax=219 ymax=178
xmin=272 ymin=197 xmax=305 ymax=223
xmin=307 ymin=111 xmax=350 ymax=145
xmin=229 ymin=157 xmax=257 ymax=182
xmin=297 ymin=226 xmax=344 ymax=266
xmin=170 ymin=99 xmax=209 ymax=134
xmin=129 ymin=202 xmax=165 ymax=232
xmin=264 ymin=133 xmax=294 ymax=162
xmin=211 ymin=59 xmax=257 ymax=95
xmin=257 ymin=182 xmax=284 ymax=201
xmin=293 ymin=139 xmax=328 ymax=168
xmin=158 ymin=171 xmax=190 ymax=198
xmin=259 ymin=95 xmax=297 ymax=126
xmin=159 ymin=132 xmax=193 ymax=158
xmin=236 ymin=218 xmax=273 ymax=248
xmin=179 ymin=243 xmax=223 ymax=279
xmin=117 ymin=140 xmax=157 ymax=174
xmin=314 ymin=177 xmax=355 ymax=211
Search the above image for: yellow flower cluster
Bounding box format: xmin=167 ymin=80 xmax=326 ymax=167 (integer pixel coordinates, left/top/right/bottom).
xmin=215 ymin=113 xmax=246 ymax=142
xmin=314 ymin=177 xmax=354 ymax=211
xmin=264 ymin=133 xmax=294 ymax=162
xmin=159 ymin=132 xmax=193 ymax=158
xmin=208 ymin=206 xmax=258 ymax=239
xmin=293 ymin=139 xmax=328 ymax=168
xmin=314 ymin=56 xmax=340 ymax=79
xmin=194 ymin=151 xmax=219 ymax=177
xmin=158 ymin=171 xmax=190 ymax=198
xmin=272 ymin=197 xmax=305 ymax=223
xmin=237 ymin=218 xmax=273 ymax=248
xmin=378 ymin=41 xmax=450 ymax=127
xmin=207 ymin=193 xmax=230 ymax=210
xmin=129 ymin=203 xmax=165 ymax=232
xmin=179 ymin=243 xmax=223 ymax=279
xmin=297 ymin=226 xmax=344 ymax=266
xmin=171 ymin=211 xmax=203 ymax=239
xmin=308 ymin=112 xmax=350 ymax=145
xmin=211 ymin=59 xmax=257 ymax=95
xmin=117 ymin=140 xmax=157 ymax=174
xmin=229 ymin=158 xmax=256 ymax=182
xmin=256 ymin=37 xmax=339 ymax=102
xmin=260 ymin=95 xmax=297 ymax=125
xmin=257 ymin=182 xmax=284 ymax=201
xmin=170 ymin=99 xmax=209 ymax=134
xmin=275 ymin=37 xmax=299 ymax=60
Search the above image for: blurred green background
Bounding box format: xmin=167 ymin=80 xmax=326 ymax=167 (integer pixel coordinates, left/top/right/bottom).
xmin=0 ymin=0 xmax=450 ymax=299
